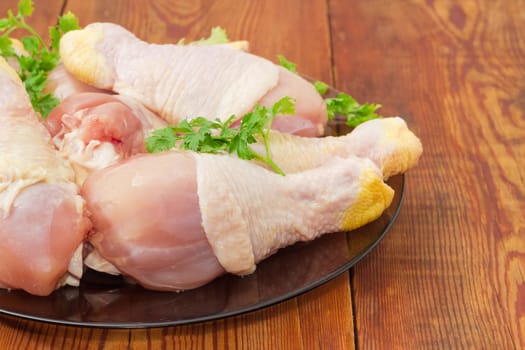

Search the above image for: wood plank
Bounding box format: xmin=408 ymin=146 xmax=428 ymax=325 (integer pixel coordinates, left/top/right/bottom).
xmin=2 ymin=0 xmax=522 ymax=349
xmin=0 ymin=1 xmax=64 ymax=42
xmin=330 ymin=0 xmax=524 ymax=348
xmin=0 ymin=0 xmax=352 ymax=349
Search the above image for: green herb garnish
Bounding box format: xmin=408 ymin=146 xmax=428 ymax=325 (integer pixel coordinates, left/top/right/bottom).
xmin=313 ymin=80 xmax=329 ymax=95
xmin=177 ymin=26 xmax=230 ymax=46
xmin=278 ymin=55 xmax=381 ymax=127
xmin=0 ymin=0 xmax=80 ymax=117
xmin=146 ymin=97 xmax=295 ymax=175
xmin=325 ymin=93 xmax=381 ymax=127
xmin=278 ymin=54 xmax=297 ymax=74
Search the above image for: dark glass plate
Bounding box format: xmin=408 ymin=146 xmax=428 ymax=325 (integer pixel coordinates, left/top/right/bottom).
xmin=0 ymin=86 xmax=406 ymax=328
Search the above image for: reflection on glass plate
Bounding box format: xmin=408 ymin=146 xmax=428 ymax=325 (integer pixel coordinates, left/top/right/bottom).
xmin=0 ymin=86 xmax=405 ymax=328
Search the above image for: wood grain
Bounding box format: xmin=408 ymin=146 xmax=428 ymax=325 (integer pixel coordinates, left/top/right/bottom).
xmin=330 ymin=0 xmax=525 ymax=348
xmin=0 ymin=0 xmax=523 ymax=349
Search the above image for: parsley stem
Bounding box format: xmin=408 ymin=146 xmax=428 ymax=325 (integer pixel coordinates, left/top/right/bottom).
xmin=262 ymin=133 xmax=272 ymax=162
xmin=251 ymin=151 xmax=285 ymax=176
xmin=265 ymin=157 xmax=285 ymax=176
xmin=259 ymin=114 xmax=285 ymax=175
xmin=3 ymin=12 xmax=45 ymax=48
xmin=2 ymin=28 xmax=17 ymax=38
xmin=19 ymin=22 xmax=46 ymax=48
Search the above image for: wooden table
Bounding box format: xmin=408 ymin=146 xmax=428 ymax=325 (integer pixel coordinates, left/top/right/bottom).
xmin=0 ymin=0 xmax=523 ymax=348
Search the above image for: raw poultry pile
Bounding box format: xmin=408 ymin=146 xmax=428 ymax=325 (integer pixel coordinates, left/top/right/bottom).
xmin=0 ymin=3 xmax=422 ymax=296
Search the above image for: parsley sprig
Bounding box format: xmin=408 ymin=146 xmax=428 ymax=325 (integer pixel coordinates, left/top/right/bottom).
xmin=278 ymin=54 xmax=297 ymax=74
xmin=278 ymin=54 xmax=382 ymax=127
xmin=324 ymin=93 xmax=381 ymax=127
xmin=0 ymin=0 xmax=80 ymax=117
xmin=313 ymin=81 xmax=329 ymax=95
xmin=177 ymin=26 xmax=230 ymax=46
xmin=146 ymin=97 xmax=296 ymax=175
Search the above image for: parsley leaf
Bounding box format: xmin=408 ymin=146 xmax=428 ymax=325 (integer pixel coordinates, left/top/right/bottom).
xmin=0 ymin=19 xmax=10 ymax=31
xmin=193 ymin=26 xmax=229 ymax=45
xmin=325 ymin=92 xmax=382 ymax=127
xmin=313 ymin=80 xmax=329 ymax=95
xmin=271 ymin=96 xmax=295 ymax=115
xmin=278 ymin=54 xmax=297 ymax=74
xmin=146 ymin=97 xmax=296 ymax=175
xmin=0 ymin=36 xmax=15 ymax=56
xmin=145 ymin=126 xmax=179 ymax=153
xmin=33 ymin=92 xmax=60 ymax=117
xmin=18 ymin=0 xmax=34 ymax=18
xmin=0 ymin=1 xmax=81 ymax=117
xmin=50 ymin=11 xmax=80 ymax=52
xmin=177 ymin=26 xmax=230 ymax=46
xmin=276 ymin=55 xmax=382 ymax=127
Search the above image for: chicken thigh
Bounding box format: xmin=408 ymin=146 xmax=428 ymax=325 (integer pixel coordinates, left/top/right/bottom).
xmin=45 ymin=92 xmax=167 ymax=185
xmin=59 ymin=22 xmax=327 ymax=136
xmin=0 ymin=58 xmax=90 ymax=296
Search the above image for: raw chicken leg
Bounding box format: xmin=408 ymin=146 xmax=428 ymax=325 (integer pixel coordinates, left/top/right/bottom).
xmin=0 ymin=58 xmax=90 ymax=296
xmin=45 ymin=92 xmax=167 ymax=185
xmin=82 ymin=150 xmax=393 ymax=291
xmin=50 ymin=99 xmax=420 ymax=282
xmin=252 ymin=117 xmax=423 ymax=179
xmin=59 ymin=23 xmax=327 ymax=136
